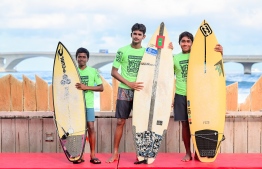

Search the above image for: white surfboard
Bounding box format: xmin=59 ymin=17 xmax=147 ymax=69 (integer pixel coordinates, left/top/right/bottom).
xmin=132 ymin=22 xmax=174 ymax=164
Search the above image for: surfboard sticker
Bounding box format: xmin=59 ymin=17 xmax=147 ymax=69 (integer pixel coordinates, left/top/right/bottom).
xmin=146 ymin=47 xmax=158 ymax=56
xmin=200 ymin=23 xmax=213 ymax=37
xmin=214 ymin=60 xmax=224 ymax=76
xmin=155 ymin=35 xmax=165 ymax=48
xmin=53 ymin=42 xmax=87 ymax=162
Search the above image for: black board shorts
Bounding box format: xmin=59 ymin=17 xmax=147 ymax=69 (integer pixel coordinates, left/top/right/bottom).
xmin=173 ymin=93 xmax=188 ymax=121
xmin=115 ymin=87 xmax=134 ymax=119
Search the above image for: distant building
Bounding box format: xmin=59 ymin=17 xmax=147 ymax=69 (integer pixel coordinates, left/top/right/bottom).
xmin=99 ymin=49 xmax=108 ymax=53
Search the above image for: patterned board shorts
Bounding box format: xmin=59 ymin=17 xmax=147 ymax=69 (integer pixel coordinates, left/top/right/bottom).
xmin=115 ymin=87 xmax=134 ymax=119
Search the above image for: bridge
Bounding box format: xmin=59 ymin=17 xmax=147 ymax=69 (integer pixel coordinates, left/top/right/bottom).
xmin=0 ymin=52 xmax=115 ymax=72
xmin=0 ymin=52 xmax=261 ymax=74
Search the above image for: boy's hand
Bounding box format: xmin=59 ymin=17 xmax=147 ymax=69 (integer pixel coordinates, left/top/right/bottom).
xmin=75 ymin=83 xmax=86 ymax=90
xmin=168 ymin=42 xmax=174 ymax=50
xmin=128 ymin=82 xmax=144 ymax=91
xmin=214 ymin=44 xmax=223 ymax=55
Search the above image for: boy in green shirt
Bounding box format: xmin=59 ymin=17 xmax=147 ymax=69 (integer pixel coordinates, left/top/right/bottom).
xmin=173 ymin=31 xmax=223 ymax=162
xmin=75 ymin=47 xmax=103 ymax=164
xmin=106 ymin=23 xmax=146 ymax=163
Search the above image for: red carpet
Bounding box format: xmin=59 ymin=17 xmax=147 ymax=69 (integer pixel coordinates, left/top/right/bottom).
xmin=0 ymin=153 xmax=262 ymax=169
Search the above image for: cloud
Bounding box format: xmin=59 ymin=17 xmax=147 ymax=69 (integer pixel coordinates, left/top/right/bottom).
xmin=1 ymin=0 xmax=262 ymax=56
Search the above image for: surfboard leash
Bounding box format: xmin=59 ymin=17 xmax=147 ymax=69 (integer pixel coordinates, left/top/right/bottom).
xmin=54 ymin=119 xmax=88 ymax=139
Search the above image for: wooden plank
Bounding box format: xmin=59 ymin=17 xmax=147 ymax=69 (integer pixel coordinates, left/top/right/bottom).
xmin=35 ymin=75 xmax=48 ymax=111
xmin=112 ymin=78 xmax=119 ymax=112
xmin=10 ymin=75 xmax=23 ymax=111
xmin=111 ymin=118 xmax=125 ymax=153
xmin=220 ymin=116 xmax=234 ymax=153
xmin=0 ymin=111 xmax=53 ymax=118
xmin=158 ymin=129 xmax=166 ymax=153
xmin=1 ymin=119 xmax=16 ymax=152
xmin=0 ymin=75 xmax=11 ymax=111
xmin=234 ymin=117 xmax=247 ymax=153
xmin=23 ymin=75 xmax=36 ymax=111
xmin=56 ymin=135 xmax=63 ymax=153
xmin=124 ymin=118 xmax=135 ymax=152
xmin=15 ymin=119 xmax=29 ymax=152
xmin=48 ymin=85 xmax=54 ymax=111
xmin=166 ymin=118 xmax=180 ymax=153
xmin=239 ymin=94 xmax=251 ymax=111
xmin=97 ymin=118 xmax=112 ymax=153
xmin=0 ymin=119 xmax=1 ymax=152
xmin=100 ymin=75 xmax=113 ymax=111
xmin=42 ymin=118 xmax=57 ymax=152
xmin=247 ymin=116 xmax=261 ymax=153
xmin=250 ymin=76 xmax=262 ymax=111
xmin=226 ymin=82 xmax=238 ymax=111
xmin=29 ymin=119 xmax=43 ymax=152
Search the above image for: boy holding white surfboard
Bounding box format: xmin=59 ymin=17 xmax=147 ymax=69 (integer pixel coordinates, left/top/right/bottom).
xmin=173 ymin=31 xmax=223 ymax=162
xmin=106 ymin=23 xmax=146 ymax=163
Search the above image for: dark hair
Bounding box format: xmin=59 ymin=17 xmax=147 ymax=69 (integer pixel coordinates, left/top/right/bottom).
xmin=131 ymin=23 xmax=146 ymax=34
xmin=178 ymin=31 xmax=194 ymax=43
xmin=76 ymin=47 xmax=89 ymax=59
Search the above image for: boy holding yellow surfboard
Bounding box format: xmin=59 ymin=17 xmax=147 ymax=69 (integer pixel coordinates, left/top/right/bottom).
xmin=173 ymin=31 xmax=223 ymax=162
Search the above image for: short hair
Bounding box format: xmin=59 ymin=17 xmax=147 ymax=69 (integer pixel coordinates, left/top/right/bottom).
xmin=178 ymin=31 xmax=194 ymax=43
xmin=131 ymin=23 xmax=146 ymax=34
xmin=76 ymin=47 xmax=89 ymax=59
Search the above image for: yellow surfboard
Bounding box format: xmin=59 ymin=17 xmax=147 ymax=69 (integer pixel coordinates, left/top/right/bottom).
xmin=187 ymin=20 xmax=226 ymax=162
xmin=132 ymin=22 xmax=174 ymax=164
xmin=52 ymin=42 xmax=87 ymax=162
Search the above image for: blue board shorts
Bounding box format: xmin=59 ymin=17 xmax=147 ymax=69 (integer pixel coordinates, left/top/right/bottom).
xmin=86 ymin=108 xmax=95 ymax=122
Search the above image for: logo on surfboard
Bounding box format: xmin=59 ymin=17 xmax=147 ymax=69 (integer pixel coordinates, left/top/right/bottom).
xmin=146 ymin=47 xmax=158 ymax=56
xmin=155 ymin=35 xmax=165 ymax=48
xmin=214 ymin=60 xmax=224 ymax=77
xmin=200 ymin=23 xmax=212 ymax=37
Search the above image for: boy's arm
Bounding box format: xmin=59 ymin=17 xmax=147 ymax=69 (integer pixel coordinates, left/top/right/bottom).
xmin=111 ymin=67 xmax=143 ymax=91
xmin=75 ymin=83 xmax=103 ymax=92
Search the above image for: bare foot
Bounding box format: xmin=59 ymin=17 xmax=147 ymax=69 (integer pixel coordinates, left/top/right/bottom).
xmin=181 ymin=154 xmax=192 ymax=162
xmin=106 ymin=154 xmax=119 ymax=163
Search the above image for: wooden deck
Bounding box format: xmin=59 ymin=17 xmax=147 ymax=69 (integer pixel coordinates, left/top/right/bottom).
xmin=0 ymin=111 xmax=262 ymax=153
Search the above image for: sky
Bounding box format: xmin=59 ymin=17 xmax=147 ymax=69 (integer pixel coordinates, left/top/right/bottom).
xmin=0 ymin=0 xmax=262 ymax=71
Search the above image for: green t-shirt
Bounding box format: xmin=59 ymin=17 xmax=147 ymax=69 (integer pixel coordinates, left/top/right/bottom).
xmin=112 ymin=45 xmax=145 ymax=89
xmin=78 ymin=66 xmax=102 ymax=108
xmin=173 ymin=52 xmax=190 ymax=96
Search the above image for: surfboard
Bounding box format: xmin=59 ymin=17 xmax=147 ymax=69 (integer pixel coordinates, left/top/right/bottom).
xmin=132 ymin=22 xmax=174 ymax=164
xmin=187 ymin=20 xmax=226 ymax=162
xmin=52 ymin=42 xmax=87 ymax=162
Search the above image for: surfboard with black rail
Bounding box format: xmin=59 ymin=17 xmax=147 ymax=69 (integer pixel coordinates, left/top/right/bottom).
xmin=52 ymin=42 xmax=87 ymax=163
xmin=187 ymin=20 xmax=226 ymax=162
